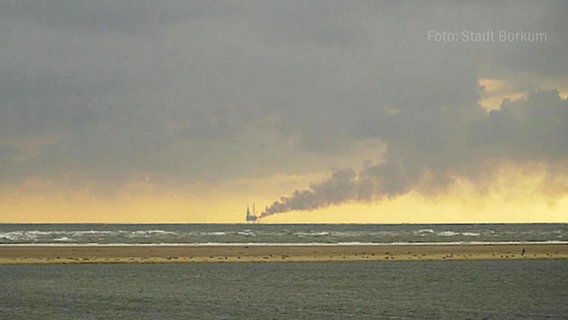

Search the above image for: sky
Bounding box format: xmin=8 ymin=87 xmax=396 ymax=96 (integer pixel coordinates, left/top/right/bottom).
xmin=1 ymin=1 xmax=567 ymax=223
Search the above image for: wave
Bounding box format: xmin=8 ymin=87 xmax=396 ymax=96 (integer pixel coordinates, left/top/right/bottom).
xmin=1 ymin=240 xmax=567 ymax=247
xmin=130 ymin=230 xmax=177 ymax=235
xmin=462 ymin=232 xmax=481 ymax=237
xmin=200 ymin=232 xmax=227 ymax=236
xmin=295 ymin=232 xmax=330 ymax=237
xmin=437 ymin=231 xmax=460 ymax=237
xmin=236 ymin=231 xmax=255 ymax=236
xmin=2 ymin=224 xmax=566 ymax=245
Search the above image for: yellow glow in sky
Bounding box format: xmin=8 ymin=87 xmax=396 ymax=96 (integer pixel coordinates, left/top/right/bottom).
xmin=479 ymin=77 xmax=568 ymax=111
xmin=2 ymin=162 xmax=567 ymax=223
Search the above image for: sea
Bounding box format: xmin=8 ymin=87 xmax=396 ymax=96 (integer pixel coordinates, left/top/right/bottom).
xmin=1 ymin=223 xmax=567 ymax=319
xmin=1 ymin=223 xmax=567 ymax=246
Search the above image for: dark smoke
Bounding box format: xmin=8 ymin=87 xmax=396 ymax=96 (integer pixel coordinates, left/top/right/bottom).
xmin=260 ymin=163 xmax=412 ymax=218
xmin=261 ymin=90 xmax=568 ymax=218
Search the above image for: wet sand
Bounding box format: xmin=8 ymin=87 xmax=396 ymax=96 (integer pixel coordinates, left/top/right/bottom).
xmin=0 ymin=244 xmax=567 ymax=264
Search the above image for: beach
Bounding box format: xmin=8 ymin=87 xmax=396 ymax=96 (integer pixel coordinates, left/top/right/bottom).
xmin=1 ymin=243 xmax=567 ymax=264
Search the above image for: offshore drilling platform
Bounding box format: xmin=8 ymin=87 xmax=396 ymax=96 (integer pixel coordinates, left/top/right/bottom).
xmin=245 ymin=204 xmax=258 ymax=222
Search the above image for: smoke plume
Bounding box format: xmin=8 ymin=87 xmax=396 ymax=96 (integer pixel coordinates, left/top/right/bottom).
xmin=261 ymin=90 xmax=568 ymax=218
xmin=261 ymin=163 xmax=412 ymax=218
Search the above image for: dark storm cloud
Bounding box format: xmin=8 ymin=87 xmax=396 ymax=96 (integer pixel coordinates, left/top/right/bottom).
xmin=487 ymin=2 xmax=568 ymax=78
xmin=0 ymin=1 xmax=566 ymax=204
xmin=0 ymin=0 xmax=242 ymax=33
xmin=470 ymin=90 xmax=568 ymax=161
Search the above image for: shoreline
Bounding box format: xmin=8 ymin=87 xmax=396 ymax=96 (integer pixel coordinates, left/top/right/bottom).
xmin=1 ymin=243 xmax=567 ymax=264
xmin=2 ymin=240 xmax=568 ymax=247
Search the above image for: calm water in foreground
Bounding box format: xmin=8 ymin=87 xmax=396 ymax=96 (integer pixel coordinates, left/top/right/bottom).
xmin=1 ymin=260 xmax=567 ymax=319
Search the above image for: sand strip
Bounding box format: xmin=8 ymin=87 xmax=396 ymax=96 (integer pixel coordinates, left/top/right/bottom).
xmin=0 ymin=244 xmax=567 ymax=264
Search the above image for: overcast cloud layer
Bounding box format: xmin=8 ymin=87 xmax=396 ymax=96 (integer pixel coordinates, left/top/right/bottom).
xmin=1 ymin=1 xmax=567 ymax=215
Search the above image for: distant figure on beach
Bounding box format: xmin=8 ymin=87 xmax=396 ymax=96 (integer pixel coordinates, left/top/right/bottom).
xmin=521 ymin=248 xmax=525 ymax=256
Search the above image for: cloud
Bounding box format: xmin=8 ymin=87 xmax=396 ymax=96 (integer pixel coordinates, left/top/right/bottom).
xmin=0 ymin=1 xmax=243 ymax=34
xmin=471 ymin=90 xmax=568 ymax=161
xmin=0 ymin=1 xmax=567 ymax=210
xmin=0 ymin=144 xmax=20 ymax=180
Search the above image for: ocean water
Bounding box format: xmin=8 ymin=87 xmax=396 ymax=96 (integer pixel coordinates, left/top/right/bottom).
xmin=0 ymin=223 xmax=566 ymax=246
xmin=2 ymin=224 xmax=567 ymax=319
xmin=1 ymin=260 xmax=567 ymax=319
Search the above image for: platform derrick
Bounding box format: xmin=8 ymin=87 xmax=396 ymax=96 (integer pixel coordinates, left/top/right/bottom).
xmin=245 ymin=204 xmax=258 ymax=222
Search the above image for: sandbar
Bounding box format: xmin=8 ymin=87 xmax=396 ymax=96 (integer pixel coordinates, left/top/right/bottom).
xmin=1 ymin=243 xmax=567 ymax=265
